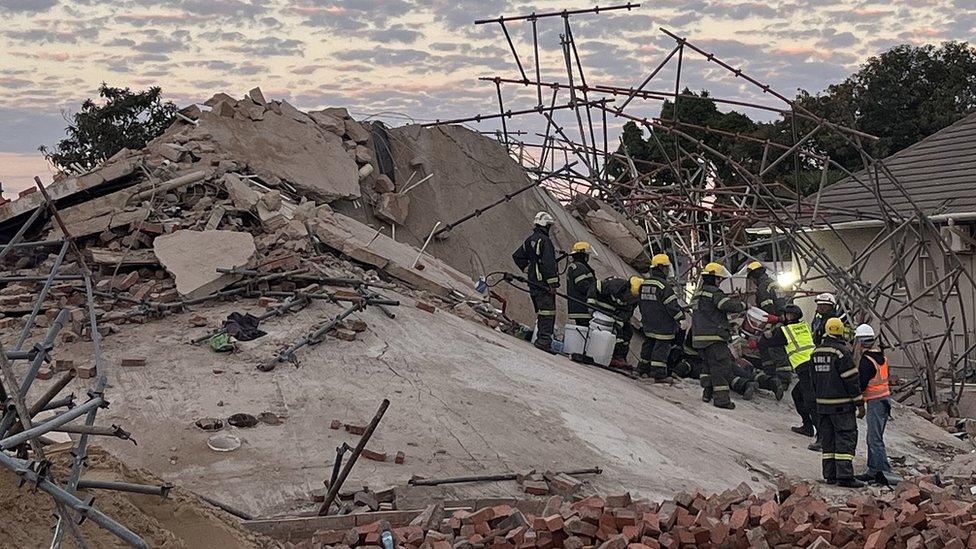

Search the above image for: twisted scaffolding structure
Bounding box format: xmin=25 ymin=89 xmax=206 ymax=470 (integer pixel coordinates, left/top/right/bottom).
xmin=0 ymin=180 xmax=154 ymax=548
xmin=425 ymin=4 xmax=976 ymax=411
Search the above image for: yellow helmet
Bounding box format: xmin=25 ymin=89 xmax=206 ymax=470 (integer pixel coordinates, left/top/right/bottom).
xmin=651 ymin=253 xmax=671 ymax=267
xmin=571 ymin=241 xmax=592 ymax=254
xmin=702 ymin=262 xmax=731 ymax=278
xmin=825 ymin=317 xmax=845 ymax=336
xmin=746 ymin=261 xmax=763 ymax=272
xmin=630 ymin=276 xmax=643 ymax=297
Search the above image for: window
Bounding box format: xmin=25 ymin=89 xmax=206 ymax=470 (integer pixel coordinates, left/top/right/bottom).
xmin=918 ymin=246 xmax=938 ymax=292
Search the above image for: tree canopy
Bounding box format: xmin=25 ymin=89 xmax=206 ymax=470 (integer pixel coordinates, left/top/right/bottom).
xmin=40 ymin=84 xmax=177 ymax=172
xmin=612 ymin=41 xmax=976 ymax=196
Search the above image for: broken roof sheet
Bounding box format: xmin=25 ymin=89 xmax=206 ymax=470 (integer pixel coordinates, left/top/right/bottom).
xmin=813 ymin=112 xmax=976 ymax=224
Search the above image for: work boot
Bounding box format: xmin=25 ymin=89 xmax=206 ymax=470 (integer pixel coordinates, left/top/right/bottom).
xmin=610 ymin=358 xmax=632 ymax=370
xmin=854 ymin=472 xmax=876 ymax=482
xmin=821 ymin=478 xmax=837 ymax=485
xmin=534 ymin=341 xmax=556 ymax=355
xmin=791 ymin=425 xmax=815 ymax=437
xmin=836 ymin=478 xmax=865 ymax=489
xmin=742 ymin=381 xmax=757 ymax=401
xmin=808 ymin=441 xmax=822 ymax=452
xmin=713 ymin=400 xmax=736 ymax=410
xmin=702 ymin=387 xmax=713 ymax=402
xmin=773 ymin=379 xmax=785 ymax=401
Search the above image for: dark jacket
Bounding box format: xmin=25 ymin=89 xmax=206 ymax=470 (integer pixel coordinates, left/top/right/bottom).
xmin=690 ymin=283 xmax=747 ymax=348
xmin=810 ymin=336 xmax=861 ymax=414
xmin=753 ymin=273 xmax=782 ymax=315
xmin=587 ymin=277 xmax=637 ymax=319
xmin=639 ymin=273 xmax=684 ymax=339
xmin=512 ymin=226 xmax=559 ymax=290
xmin=811 ymin=307 xmax=848 ymax=346
xmin=566 ymin=259 xmax=595 ymax=320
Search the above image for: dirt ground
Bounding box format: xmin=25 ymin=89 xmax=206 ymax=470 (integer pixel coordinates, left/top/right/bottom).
xmin=0 ymin=446 xmax=272 ymax=548
xmin=17 ymin=287 xmax=965 ymax=523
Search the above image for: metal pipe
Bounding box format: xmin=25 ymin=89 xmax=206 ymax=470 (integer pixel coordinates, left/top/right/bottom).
xmin=0 ymin=397 xmax=104 ymax=450
xmin=318 ymin=399 xmax=390 ymax=515
xmin=408 ymin=467 xmax=603 ymax=486
xmin=474 ymin=3 xmax=639 ymax=24
xmin=198 ymin=494 xmax=254 ymax=521
xmin=78 ymin=479 xmax=172 ymax=498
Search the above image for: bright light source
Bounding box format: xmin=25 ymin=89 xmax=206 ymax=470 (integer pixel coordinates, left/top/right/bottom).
xmin=777 ymin=271 xmax=797 ymax=289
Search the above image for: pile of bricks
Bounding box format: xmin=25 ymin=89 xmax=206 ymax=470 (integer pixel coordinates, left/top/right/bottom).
xmin=289 ymin=476 xmax=976 ymax=549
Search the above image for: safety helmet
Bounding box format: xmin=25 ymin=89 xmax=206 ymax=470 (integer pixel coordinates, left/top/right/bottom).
xmin=855 ymin=324 xmax=876 ymax=342
xmin=629 ymin=276 xmax=643 ymax=297
xmin=825 ymin=317 xmax=845 ymax=336
xmin=783 ymin=304 xmax=802 ymax=320
xmin=533 ymin=211 xmax=555 ymax=227
xmin=746 ymin=261 xmax=764 ymax=274
xmin=571 ymin=241 xmax=592 ymax=255
xmin=651 ymin=253 xmax=671 ymax=268
xmin=815 ymin=293 xmax=836 ymax=306
xmin=702 ymin=262 xmax=731 ymax=278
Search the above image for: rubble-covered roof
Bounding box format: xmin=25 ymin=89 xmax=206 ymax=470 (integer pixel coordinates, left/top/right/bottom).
xmin=814 ymin=112 xmax=976 ymax=224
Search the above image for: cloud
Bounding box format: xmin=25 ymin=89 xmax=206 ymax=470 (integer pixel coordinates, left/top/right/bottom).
xmin=0 ymin=0 xmax=57 ymax=13
xmin=226 ymin=36 xmax=304 ymax=56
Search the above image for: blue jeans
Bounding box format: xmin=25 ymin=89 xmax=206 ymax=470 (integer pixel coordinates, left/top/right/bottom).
xmin=865 ymin=398 xmax=892 ymax=474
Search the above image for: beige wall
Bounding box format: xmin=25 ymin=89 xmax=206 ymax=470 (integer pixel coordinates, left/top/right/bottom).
xmin=801 ymin=225 xmax=976 ymax=383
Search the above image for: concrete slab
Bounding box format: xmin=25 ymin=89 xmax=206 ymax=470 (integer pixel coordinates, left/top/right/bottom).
xmin=153 ymin=229 xmax=256 ymax=300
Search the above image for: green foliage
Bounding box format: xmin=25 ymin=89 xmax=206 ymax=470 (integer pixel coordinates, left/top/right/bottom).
xmin=613 ymin=41 xmax=976 ymax=196
xmin=40 ymin=83 xmax=177 ymax=171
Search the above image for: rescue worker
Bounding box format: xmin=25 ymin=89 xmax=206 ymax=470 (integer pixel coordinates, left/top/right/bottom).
xmin=754 ymin=305 xmax=815 ymax=427
xmin=854 ymin=324 xmax=892 ymax=482
xmin=587 ymin=276 xmax=642 ymax=369
xmin=744 ymin=261 xmax=790 ymax=397
xmin=565 ymin=242 xmax=596 ymax=326
xmin=811 ymin=293 xmax=848 ymax=345
xmin=637 ymin=254 xmax=685 ymax=380
xmin=512 ymin=212 xmax=559 ymax=353
xmin=691 ymin=262 xmax=747 ymax=410
xmin=810 ymin=317 xmax=865 ymax=488
xmin=745 ymin=261 xmax=784 ymax=315
xmin=682 ymin=329 xmax=755 ymax=397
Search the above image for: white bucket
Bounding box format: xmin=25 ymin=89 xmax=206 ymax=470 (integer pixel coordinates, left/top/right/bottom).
xmin=590 ymin=311 xmax=615 ymax=332
xmin=563 ymin=324 xmax=588 ymax=355
xmin=584 ymin=328 xmax=615 ymax=366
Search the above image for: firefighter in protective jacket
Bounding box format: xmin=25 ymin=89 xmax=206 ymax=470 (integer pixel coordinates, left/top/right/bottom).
xmin=565 ymin=242 xmax=596 ymax=326
xmin=587 ymin=276 xmax=641 ymax=368
xmin=810 ymin=317 xmax=865 ymax=488
xmin=512 ymin=212 xmax=560 ymax=353
xmin=691 ymin=262 xmax=747 ymax=410
xmin=637 ymin=254 xmax=685 ymax=380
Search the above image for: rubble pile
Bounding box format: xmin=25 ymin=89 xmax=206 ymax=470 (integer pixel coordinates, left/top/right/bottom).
xmin=289 ymin=478 xmax=976 ymax=549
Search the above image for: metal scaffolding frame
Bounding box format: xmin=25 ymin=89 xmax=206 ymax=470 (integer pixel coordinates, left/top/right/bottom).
xmin=427 ymin=3 xmax=976 ymax=411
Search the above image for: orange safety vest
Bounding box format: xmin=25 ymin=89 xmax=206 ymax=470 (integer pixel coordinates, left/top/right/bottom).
xmin=863 ymin=354 xmax=891 ymax=401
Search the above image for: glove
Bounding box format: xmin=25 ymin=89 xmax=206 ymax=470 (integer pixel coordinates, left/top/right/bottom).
xmin=746 ymin=339 xmax=758 ymax=350
xmin=766 ymin=314 xmax=780 ymax=324
xmin=857 ymin=403 xmax=866 ymax=419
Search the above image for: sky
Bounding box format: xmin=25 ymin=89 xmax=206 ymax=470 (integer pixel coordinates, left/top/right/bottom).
xmin=1 ymin=0 xmax=974 ymax=196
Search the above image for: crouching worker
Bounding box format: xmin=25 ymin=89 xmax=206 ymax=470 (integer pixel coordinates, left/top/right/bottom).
xmin=587 ymin=276 xmax=642 ymax=369
xmin=811 ymin=317 xmax=864 ymax=488
xmin=637 ymin=254 xmax=685 ymax=381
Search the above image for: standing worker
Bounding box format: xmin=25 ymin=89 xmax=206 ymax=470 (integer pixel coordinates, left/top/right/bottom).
xmin=637 ymin=254 xmax=685 ymax=380
xmin=745 ymin=261 xmax=784 ymax=315
xmin=587 ymin=276 xmax=642 ymax=369
xmin=691 ymin=262 xmax=747 ymax=410
xmin=810 ymin=317 xmax=865 ymax=488
xmin=811 ymin=293 xmax=847 ymax=345
xmin=565 ymin=242 xmax=596 ymax=326
xmin=512 ymin=212 xmax=560 ymax=353
xmin=754 ymin=304 xmax=815 ymax=428
xmin=854 ymin=324 xmax=892 ymax=482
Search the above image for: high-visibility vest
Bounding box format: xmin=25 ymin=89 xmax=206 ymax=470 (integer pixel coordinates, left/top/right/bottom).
xmin=782 ymin=322 xmax=815 ymax=369
xmin=863 ymin=354 xmax=891 ymax=401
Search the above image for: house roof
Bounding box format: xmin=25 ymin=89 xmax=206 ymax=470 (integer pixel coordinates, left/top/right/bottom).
xmin=810 ymin=111 xmax=976 ymax=225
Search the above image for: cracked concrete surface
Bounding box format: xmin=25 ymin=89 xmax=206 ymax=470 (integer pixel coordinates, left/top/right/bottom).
xmin=29 ymin=288 xmax=966 ymax=518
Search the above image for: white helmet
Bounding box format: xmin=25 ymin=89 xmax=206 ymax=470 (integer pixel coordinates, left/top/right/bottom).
xmin=533 ymin=211 xmax=555 ymax=227
xmin=855 ymin=324 xmax=876 ymax=342
xmin=815 ymin=292 xmax=836 ymax=306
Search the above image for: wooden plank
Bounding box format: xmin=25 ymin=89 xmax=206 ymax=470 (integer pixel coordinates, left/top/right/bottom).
xmin=89 ymin=248 xmax=159 ymax=267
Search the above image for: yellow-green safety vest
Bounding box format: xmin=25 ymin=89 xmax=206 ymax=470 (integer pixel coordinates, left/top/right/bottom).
xmin=782 ymin=322 xmax=815 ymax=369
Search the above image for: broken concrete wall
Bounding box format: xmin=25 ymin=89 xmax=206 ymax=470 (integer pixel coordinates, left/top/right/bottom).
xmin=568 ymin=196 xmax=649 ymax=268
xmin=335 ymin=123 xmax=636 ymax=324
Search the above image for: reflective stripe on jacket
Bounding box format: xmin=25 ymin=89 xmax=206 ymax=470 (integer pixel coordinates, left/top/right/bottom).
xmin=782 ymin=322 xmax=815 ymax=369
xmin=863 ymin=354 xmax=891 ymax=401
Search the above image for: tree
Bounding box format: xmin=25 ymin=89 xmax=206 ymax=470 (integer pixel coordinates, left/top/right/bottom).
xmin=40 ymin=84 xmax=177 ymax=171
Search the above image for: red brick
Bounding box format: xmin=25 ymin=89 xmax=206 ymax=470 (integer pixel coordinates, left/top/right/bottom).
xmin=544 ymin=514 xmax=565 ymax=532
xmin=729 ymin=508 xmax=749 ymax=531
xmin=606 ymin=493 xmax=632 ymax=508
xmin=345 ymin=423 xmax=366 ymax=435
xmin=523 ymin=480 xmax=550 ymax=496
xmin=120 ymin=357 xmax=146 ymax=367
xmin=35 ymin=367 xmax=54 ymax=380
xmin=112 ymin=271 xmax=139 ymax=291
xmin=615 ymin=509 xmax=637 ymax=528
xmin=395 ymin=450 xmax=405 ymax=464
xmin=361 ymin=448 xmax=386 ymax=462
xmin=332 ymin=328 xmax=357 ymax=341
xmin=76 ymin=365 xmax=96 ymax=379
xmin=189 ymin=314 xmax=208 ymax=327
xmin=330 ymin=419 xmax=342 ymax=430
xmin=415 ymin=301 xmax=436 ymax=313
